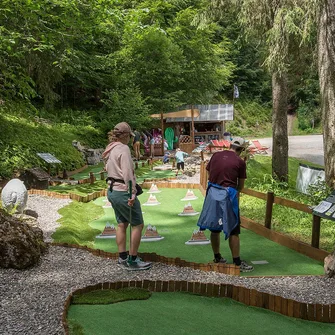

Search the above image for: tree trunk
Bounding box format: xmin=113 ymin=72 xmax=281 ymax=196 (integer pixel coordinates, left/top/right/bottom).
xmin=272 ymin=71 xmax=288 ymax=182
xmin=318 ymin=0 xmax=335 ymax=188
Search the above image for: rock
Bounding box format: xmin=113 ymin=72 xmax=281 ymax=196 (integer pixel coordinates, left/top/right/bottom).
xmin=0 ymin=209 xmax=47 ymax=269
xmin=324 ymin=252 xmax=335 ymax=278
xmin=20 ymin=167 xmax=50 ymax=190
xmin=72 ymin=140 xmax=104 ymax=165
xmin=86 ymin=148 xmax=104 ymax=165
xmin=1 ymin=179 xmax=28 ymax=213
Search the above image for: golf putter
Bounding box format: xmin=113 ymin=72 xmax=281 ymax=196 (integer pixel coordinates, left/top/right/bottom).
xmin=128 ymin=180 xmax=132 ymax=256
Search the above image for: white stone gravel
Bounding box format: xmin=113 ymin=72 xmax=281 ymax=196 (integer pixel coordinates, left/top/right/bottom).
xmin=1 ymin=194 xmax=334 ymax=335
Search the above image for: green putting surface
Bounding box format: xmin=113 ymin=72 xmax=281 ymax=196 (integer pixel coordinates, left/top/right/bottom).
xmin=69 ymin=161 xmax=176 ymax=183
xmin=70 ymin=163 xmax=104 ymax=180
xmin=90 ymin=188 xmax=324 ymax=276
xmin=68 ymin=292 xmax=335 ymax=335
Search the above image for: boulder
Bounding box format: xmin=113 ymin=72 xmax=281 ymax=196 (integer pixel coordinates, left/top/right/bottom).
xmin=324 ymin=252 xmax=335 ymax=278
xmin=72 ymin=140 xmax=104 ymax=165
xmin=86 ymin=148 xmax=104 ymax=165
xmin=0 ymin=210 xmax=47 ymax=269
xmin=20 ymin=167 xmax=50 ymax=190
xmin=1 ymin=179 xmax=28 ymax=213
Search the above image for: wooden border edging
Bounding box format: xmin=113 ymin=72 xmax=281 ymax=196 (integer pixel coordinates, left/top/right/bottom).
xmin=61 ymin=280 xmax=335 ymax=333
xmin=241 ymin=216 xmax=328 ymax=262
xmin=50 ymin=242 xmax=239 ymax=276
xmin=28 ymin=188 xmax=108 ymax=202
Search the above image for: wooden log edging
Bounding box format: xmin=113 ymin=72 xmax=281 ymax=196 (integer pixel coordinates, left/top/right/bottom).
xmin=28 ymin=189 xmax=107 ymax=202
xmin=50 ymin=242 xmax=239 ymax=275
xmin=62 ymin=280 xmax=335 ymax=333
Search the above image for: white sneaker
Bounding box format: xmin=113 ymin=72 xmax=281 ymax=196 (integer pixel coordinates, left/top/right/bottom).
xmin=126 ymin=257 xmax=152 ymax=271
xmin=239 ymin=260 xmax=254 ymax=272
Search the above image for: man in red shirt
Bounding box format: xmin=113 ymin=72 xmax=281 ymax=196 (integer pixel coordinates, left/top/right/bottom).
xmin=197 ymin=138 xmax=253 ymax=272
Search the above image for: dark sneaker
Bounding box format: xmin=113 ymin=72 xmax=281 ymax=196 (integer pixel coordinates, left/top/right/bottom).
xmin=126 ymin=257 xmax=152 ymax=271
xmin=239 ymin=260 xmax=254 ymax=272
xmin=117 ymin=257 xmax=128 ymax=267
xmin=214 ymin=257 xmax=227 ymax=264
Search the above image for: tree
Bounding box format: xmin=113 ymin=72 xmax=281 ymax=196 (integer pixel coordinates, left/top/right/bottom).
xmin=201 ymin=1 xmax=323 ymax=183
xmin=318 ymin=0 xmax=335 ymax=188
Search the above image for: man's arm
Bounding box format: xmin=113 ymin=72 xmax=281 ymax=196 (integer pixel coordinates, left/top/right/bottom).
xmin=237 ymin=178 xmax=245 ymax=192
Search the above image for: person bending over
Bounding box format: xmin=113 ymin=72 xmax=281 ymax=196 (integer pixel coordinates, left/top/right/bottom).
xmin=102 ymin=122 xmax=151 ymax=271
xmin=196 ymin=138 xmax=253 ymax=272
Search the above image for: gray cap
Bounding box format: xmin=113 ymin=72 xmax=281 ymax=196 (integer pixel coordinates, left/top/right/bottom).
xmin=113 ymin=122 xmax=135 ymax=136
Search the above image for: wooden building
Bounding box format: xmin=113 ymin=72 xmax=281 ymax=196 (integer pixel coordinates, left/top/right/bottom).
xmin=151 ymin=104 xmax=234 ymax=154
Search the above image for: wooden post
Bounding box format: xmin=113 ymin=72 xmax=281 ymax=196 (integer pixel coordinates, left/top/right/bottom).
xmin=135 ymin=161 xmax=138 ymax=170
xmin=201 ymin=150 xmax=204 ymax=161
xmin=62 ymin=169 xmax=68 ymax=179
xmin=265 ymin=191 xmax=274 ymax=229
xmin=172 ymin=157 xmax=176 ymax=168
xmin=191 ymin=106 xmax=195 ymax=147
xmin=100 ymin=171 xmax=105 ymax=180
xmin=89 ymin=172 xmax=94 ymax=184
xmin=311 ymin=215 xmax=321 ymax=248
xmin=161 ymin=111 xmax=164 ymax=156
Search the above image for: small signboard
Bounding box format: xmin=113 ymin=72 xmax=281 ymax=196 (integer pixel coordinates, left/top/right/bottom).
xmin=37 ymin=153 xmax=62 ymax=164
xmin=312 ymin=190 xmax=335 ymax=222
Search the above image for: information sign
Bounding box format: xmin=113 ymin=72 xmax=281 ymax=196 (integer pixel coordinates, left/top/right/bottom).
xmin=37 ymin=153 xmax=62 ymax=164
xmin=313 ymin=190 xmax=335 ymax=222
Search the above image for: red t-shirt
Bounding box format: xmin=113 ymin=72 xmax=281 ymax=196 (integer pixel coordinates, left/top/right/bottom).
xmin=206 ymin=150 xmax=247 ymax=189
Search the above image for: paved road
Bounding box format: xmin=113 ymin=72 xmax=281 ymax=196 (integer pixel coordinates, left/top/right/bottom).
xmin=253 ymin=135 xmax=324 ymax=166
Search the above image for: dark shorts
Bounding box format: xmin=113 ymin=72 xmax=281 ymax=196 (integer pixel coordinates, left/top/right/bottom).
xmin=107 ymin=189 xmax=143 ymax=226
xmin=177 ymin=162 xmax=184 ymax=170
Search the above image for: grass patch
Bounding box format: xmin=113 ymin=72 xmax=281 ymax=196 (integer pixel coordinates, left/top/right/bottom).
xmin=243 ymin=156 xmax=334 ymax=251
xmin=51 ymin=201 xmax=103 ymax=247
xmin=0 ymin=104 xmax=105 ymax=178
xmin=72 ymin=287 xmax=151 ymax=305
xmin=49 ymin=180 xmax=107 ymax=196
xmin=68 ymin=292 xmax=335 ymax=335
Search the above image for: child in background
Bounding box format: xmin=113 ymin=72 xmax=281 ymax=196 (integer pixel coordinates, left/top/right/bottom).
xmin=175 ymin=148 xmax=188 ymax=176
xmin=163 ymin=151 xmax=171 ymax=164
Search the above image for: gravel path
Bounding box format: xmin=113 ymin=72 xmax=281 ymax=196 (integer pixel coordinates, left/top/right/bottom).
xmin=1 ymin=194 xmax=334 ymax=335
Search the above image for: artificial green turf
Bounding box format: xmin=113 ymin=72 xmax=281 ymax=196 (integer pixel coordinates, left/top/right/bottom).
xmin=49 ymin=160 xmax=176 ymax=195
xmin=51 ymin=201 xmax=103 ymax=247
xmin=72 ymin=287 xmax=151 ymax=305
xmin=67 ymin=292 xmax=335 ymax=335
xmin=49 ymin=180 xmax=107 ymax=196
xmin=69 ymin=163 xmax=105 ymax=181
xmin=89 ymin=188 xmax=324 ymax=276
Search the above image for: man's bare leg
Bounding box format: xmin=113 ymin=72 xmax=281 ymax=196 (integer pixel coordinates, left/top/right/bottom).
xmin=129 ymin=223 xmax=144 ymax=255
xmin=116 ymin=223 xmax=128 ymax=252
xmin=210 ymin=231 xmax=220 ymax=254
xmin=228 ymin=234 xmax=240 ymax=258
